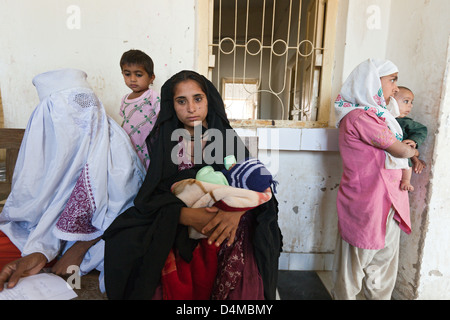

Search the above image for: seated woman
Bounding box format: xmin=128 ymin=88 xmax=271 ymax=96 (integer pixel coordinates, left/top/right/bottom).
xmin=0 ymin=69 xmax=146 ymax=292
xmin=103 ymin=70 xmax=282 ymax=300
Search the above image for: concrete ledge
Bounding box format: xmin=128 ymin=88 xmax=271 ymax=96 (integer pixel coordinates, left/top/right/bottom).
xmin=278 ymin=252 xmax=334 ymax=271
xmin=234 ymin=127 xmax=339 ymax=152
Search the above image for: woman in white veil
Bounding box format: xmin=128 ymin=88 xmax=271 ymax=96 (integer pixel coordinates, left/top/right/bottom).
xmin=0 ymin=69 xmax=146 ymax=292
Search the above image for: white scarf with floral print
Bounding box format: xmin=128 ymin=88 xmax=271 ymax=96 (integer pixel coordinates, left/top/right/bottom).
xmin=335 ymin=58 xmax=409 ymax=170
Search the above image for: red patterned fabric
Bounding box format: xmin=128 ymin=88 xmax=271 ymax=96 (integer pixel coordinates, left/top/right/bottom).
xmin=159 ymin=213 xmax=264 ymax=300
xmin=0 ymin=231 xmax=56 ymax=270
xmin=161 ymin=239 xmax=219 ymax=300
xmin=0 ymin=231 xmax=21 ymax=270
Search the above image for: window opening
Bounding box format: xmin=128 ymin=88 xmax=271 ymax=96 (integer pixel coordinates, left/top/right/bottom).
xmin=223 ymin=78 xmax=259 ymax=120
xmin=209 ymin=0 xmax=333 ymax=123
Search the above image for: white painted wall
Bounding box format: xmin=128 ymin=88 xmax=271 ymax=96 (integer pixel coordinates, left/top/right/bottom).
xmin=234 ymin=127 xmax=341 ymax=271
xmin=0 ymin=0 xmax=197 ymax=127
xmin=417 ymin=50 xmax=450 ymax=299
xmin=330 ymin=0 xmax=392 ymax=124
xmin=385 ymin=0 xmax=450 ymax=300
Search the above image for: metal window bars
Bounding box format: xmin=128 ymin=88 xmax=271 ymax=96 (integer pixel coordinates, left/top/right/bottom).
xmin=209 ymin=0 xmax=325 ymax=121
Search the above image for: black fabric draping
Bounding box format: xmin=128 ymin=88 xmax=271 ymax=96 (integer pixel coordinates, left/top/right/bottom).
xmin=103 ymin=71 xmax=282 ymax=300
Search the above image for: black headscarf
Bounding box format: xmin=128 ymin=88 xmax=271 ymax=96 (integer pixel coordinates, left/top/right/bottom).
xmin=103 ymin=70 xmax=282 ymax=300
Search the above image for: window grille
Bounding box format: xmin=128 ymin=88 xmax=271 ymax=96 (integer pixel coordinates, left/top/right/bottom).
xmin=209 ymin=0 xmax=329 ymax=122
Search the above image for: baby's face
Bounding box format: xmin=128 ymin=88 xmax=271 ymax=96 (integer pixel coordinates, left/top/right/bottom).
xmin=395 ymin=89 xmax=414 ymax=118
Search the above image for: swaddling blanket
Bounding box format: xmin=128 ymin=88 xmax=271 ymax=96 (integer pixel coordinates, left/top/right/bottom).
xmin=171 ymin=179 xmax=272 ymax=239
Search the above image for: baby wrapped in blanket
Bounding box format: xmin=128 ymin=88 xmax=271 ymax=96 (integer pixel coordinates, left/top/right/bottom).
xmin=171 ymin=156 xmax=277 ymax=239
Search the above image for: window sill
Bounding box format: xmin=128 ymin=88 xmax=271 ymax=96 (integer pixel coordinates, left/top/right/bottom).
xmin=230 ymin=119 xmax=329 ymax=129
xmin=231 ymin=122 xmax=339 ymax=152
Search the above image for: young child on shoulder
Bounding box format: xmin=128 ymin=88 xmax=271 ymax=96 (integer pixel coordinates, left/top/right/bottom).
xmin=119 ymin=49 xmax=161 ymax=169
xmin=394 ymin=86 xmax=428 ymax=191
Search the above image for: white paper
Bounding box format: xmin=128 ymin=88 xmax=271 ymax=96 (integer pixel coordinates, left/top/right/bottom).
xmin=0 ymin=273 xmax=77 ymax=300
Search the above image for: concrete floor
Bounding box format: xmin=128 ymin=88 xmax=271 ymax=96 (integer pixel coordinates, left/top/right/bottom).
xmin=70 ymin=271 xmax=107 ymax=300
xmin=276 ymin=270 xmax=332 ymax=300
xmin=69 ymin=270 xmax=334 ymax=300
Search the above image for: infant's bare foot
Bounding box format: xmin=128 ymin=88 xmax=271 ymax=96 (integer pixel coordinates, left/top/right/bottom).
xmin=400 ymin=181 xmax=414 ymax=192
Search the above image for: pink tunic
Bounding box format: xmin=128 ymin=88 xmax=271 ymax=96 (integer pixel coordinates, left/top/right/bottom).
xmin=119 ymin=88 xmax=160 ymax=169
xmin=337 ymin=109 xmax=411 ymax=250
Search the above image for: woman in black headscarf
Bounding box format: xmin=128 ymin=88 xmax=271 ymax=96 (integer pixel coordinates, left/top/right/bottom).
xmin=103 ymin=70 xmax=282 ymax=300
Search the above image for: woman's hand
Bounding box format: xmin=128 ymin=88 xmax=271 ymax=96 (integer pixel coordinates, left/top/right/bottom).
xmin=179 ymin=207 xmax=217 ymax=235
xmin=402 ymin=139 xmax=417 ymax=149
xmin=386 ymin=140 xmax=417 ymax=159
xmin=0 ymin=253 xmax=48 ymax=290
xmin=179 ymin=206 xmax=245 ymax=247
xmin=202 ymin=207 xmax=246 ymax=247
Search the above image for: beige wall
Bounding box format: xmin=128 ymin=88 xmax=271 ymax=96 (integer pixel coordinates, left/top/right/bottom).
xmin=0 ymin=0 xmax=198 ymax=127
xmin=385 ymin=0 xmax=450 ymax=300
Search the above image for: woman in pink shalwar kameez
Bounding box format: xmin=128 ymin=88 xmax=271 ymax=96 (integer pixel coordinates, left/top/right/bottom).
xmin=331 ymin=59 xmax=419 ymax=300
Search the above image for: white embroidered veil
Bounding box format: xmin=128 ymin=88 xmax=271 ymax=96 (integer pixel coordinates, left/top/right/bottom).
xmin=0 ymin=69 xmax=146 ymax=291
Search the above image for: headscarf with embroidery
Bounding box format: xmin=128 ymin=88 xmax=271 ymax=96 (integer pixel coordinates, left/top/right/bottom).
xmin=334 ymin=58 xmax=408 ymax=169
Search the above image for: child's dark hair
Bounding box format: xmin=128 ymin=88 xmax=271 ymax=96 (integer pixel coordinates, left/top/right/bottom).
xmin=120 ymin=49 xmax=154 ymax=76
